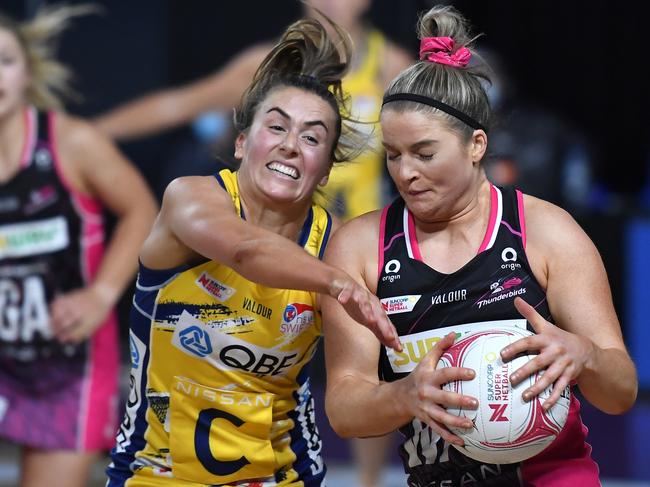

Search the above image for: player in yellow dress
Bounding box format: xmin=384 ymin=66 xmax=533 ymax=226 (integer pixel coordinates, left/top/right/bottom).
xmin=105 ymin=13 xmax=399 ymax=487
xmin=320 ymin=27 xmax=395 ymax=221
xmin=96 ymin=3 xmax=411 ymax=484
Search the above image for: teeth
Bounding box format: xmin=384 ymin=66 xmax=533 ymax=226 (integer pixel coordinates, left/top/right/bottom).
xmin=268 ymin=162 xmax=298 ymax=179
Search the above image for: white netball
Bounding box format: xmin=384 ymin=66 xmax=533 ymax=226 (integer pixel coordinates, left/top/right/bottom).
xmin=436 ymin=328 xmax=570 ymax=464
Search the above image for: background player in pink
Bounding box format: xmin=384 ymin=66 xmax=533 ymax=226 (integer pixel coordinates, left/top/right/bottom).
xmin=322 ymin=5 xmax=637 ymax=486
xmin=0 ymin=4 xmax=157 ymax=487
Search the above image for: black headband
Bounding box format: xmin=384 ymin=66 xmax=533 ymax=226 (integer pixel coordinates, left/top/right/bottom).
xmin=382 ymin=93 xmax=485 ymax=131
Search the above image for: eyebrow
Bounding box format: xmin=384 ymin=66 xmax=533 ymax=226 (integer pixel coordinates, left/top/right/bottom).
xmin=410 ymin=139 xmax=437 ymax=150
xmin=266 ymin=107 xmax=329 ymax=132
xmin=383 ymin=139 xmax=438 ymax=151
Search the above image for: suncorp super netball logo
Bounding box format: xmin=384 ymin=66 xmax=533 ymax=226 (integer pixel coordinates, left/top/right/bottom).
xmin=195 ymin=271 xmax=235 ymax=301
xmin=380 ymin=295 xmax=420 ymax=315
xmin=280 ymin=303 xmax=315 ymax=338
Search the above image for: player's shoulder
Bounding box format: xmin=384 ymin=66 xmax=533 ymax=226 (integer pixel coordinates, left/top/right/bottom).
xmin=162 ymin=175 xmax=228 ymax=211
xmin=521 ymin=192 xmax=592 ymax=254
xmin=521 ymin=193 xmax=577 ymax=232
xmin=53 ymin=112 xmax=104 ymax=149
xmin=330 ymin=209 xmax=382 ymax=246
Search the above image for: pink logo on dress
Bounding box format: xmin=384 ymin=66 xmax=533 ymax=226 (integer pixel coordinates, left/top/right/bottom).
xmin=476 ymin=277 xmax=527 ymax=309
xmin=24 ymin=185 xmax=58 ymax=215
xmin=491 ymin=277 xmax=522 ymax=294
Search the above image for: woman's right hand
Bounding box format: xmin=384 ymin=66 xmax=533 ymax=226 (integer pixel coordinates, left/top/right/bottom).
xmin=404 ymin=332 xmax=479 ymax=446
xmin=330 ymin=277 xmax=402 ymax=352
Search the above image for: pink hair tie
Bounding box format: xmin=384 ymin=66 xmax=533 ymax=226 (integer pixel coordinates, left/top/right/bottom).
xmin=419 ymin=36 xmax=471 ymax=67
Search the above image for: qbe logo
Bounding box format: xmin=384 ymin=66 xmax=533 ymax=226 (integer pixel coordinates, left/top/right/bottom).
xmin=179 ymin=325 xmax=213 ymax=357
xmin=382 ymin=259 xmax=401 ymax=283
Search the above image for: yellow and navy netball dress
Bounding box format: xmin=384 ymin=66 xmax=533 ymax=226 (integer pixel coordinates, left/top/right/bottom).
xmin=0 ymin=108 xmax=119 ymax=452
xmin=107 ymin=169 xmax=333 ymax=486
xmin=320 ymin=29 xmax=387 ymax=221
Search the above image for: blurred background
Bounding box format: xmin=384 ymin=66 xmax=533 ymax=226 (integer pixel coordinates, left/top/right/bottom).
xmin=1 ymin=0 xmax=649 ymax=485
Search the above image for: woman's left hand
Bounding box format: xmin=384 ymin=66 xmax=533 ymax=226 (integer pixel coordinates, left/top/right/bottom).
xmin=50 ymin=285 xmax=115 ymax=343
xmin=333 ymin=277 xmax=402 ymax=352
xmin=500 ymin=297 xmax=595 ymax=410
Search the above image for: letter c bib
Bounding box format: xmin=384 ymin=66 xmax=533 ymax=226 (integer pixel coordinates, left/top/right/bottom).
xmin=170 ymin=377 xmax=275 ymax=484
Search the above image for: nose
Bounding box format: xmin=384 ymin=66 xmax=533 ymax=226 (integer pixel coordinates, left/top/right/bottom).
xmin=397 ymin=156 xmax=419 ymax=183
xmin=279 ymin=130 xmax=298 ymax=157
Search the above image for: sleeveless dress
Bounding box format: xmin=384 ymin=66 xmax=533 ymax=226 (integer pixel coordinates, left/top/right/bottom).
xmin=0 ymin=107 xmax=119 ymax=451
xmin=108 ymin=169 xmax=333 ymax=486
xmin=376 ymin=186 xmax=600 ymax=486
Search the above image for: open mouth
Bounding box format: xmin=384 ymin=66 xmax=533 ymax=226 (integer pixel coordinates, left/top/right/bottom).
xmin=267 ymin=161 xmax=299 ymax=180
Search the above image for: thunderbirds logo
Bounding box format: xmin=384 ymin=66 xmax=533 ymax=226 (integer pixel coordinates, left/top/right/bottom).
xmin=476 ymin=277 xmax=526 ymax=309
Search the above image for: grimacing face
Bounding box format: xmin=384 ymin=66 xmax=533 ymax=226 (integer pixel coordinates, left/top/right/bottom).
xmin=0 ymin=27 xmax=30 ymax=118
xmin=234 ymin=86 xmax=338 ymax=206
xmin=380 ymin=108 xmax=486 ymax=221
